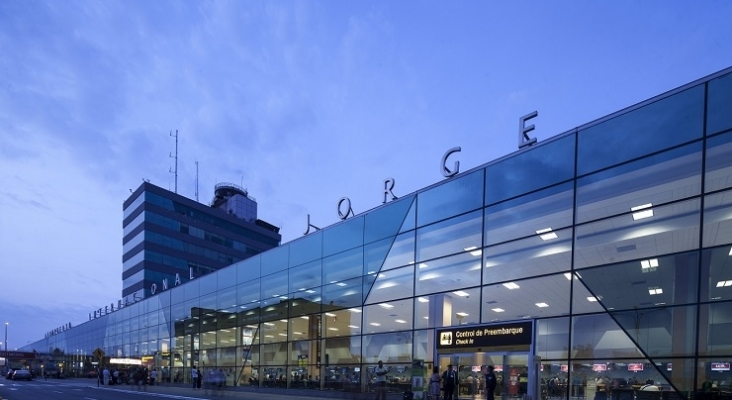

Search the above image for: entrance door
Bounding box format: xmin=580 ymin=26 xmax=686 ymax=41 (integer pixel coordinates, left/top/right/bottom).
xmin=438 ymin=352 xmax=533 ymax=400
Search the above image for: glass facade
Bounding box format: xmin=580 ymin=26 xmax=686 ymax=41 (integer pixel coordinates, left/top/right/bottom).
xmin=21 ymin=67 xmax=732 ymax=400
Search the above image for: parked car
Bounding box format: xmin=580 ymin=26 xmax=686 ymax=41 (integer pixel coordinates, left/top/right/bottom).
xmin=12 ymin=369 xmax=33 ymax=381
xmin=5 ymin=369 xmax=16 ymax=379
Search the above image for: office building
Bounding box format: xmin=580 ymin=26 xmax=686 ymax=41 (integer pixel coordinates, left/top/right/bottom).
xmin=122 ymin=182 xmax=281 ymax=300
xmin=21 ymin=66 xmax=732 ymax=400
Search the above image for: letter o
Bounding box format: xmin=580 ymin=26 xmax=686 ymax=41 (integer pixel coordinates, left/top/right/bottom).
xmin=337 ymin=197 xmax=354 ymax=220
xmin=151 ymin=283 xmax=157 ymax=295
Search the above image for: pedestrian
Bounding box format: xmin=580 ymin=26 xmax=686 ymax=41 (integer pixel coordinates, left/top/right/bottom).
xmin=103 ymin=367 xmax=110 ymax=385
xmin=374 ymin=360 xmax=388 ymax=400
xmin=429 ymin=366 xmax=441 ymax=400
xmin=191 ymin=366 xmax=199 ymax=389
xmin=486 ymin=366 xmax=497 ymax=400
xmin=197 ymin=367 xmax=203 ymax=389
xmin=150 ymin=368 xmax=157 ymax=385
xmin=134 ymin=368 xmax=142 ymax=391
xmin=442 ymin=364 xmax=458 ymax=400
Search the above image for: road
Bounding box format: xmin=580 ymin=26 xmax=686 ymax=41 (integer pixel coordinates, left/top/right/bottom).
xmin=0 ymin=379 xmax=382 ymax=400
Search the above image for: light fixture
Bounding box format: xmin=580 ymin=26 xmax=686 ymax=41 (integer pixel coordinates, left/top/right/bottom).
xmin=379 ymin=303 xmax=394 ymax=309
xmin=419 ymin=263 xmax=428 ymax=269
xmin=640 ymin=258 xmax=659 ymax=271
xmin=264 ymin=322 xmax=275 ymax=326
xmin=587 ymin=297 xmax=598 ymax=302
xmin=491 ymin=308 xmax=505 ymax=313
xmin=418 ymin=297 xmax=429 ymax=303
xmin=536 ymin=228 xmax=558 ymax=241
xmin=280 ymin=319 xmax=288 ymax=323
xmin=278 ymin=333 xmax=287 ymax=337
xmin=535 ymin=303 xmax=549 ymax=308
xmin=264 ymin=335 xmax=274 ymax=338
xmin=564 ymin=273 xmax=579 ymax=280
xmin=464 ymin=246 xmax=482 ymax=257
xmin=305 ymin=290 xmax=316 ymax=294
xmin=648 ymin=287 xmax=663 ymax=295
xmin=348 ymin=325 xmax=359 ymax=329
xmin=293 ymin=331 xmax=303 ymax=335
xmin=325 ymin=313 xmax=336 ymax=317
xmin=348 ymin=308 xmax=362 ymax=313
xmin=503 ymin=282 xmax=520 ymax=290
xmin=716 ymin=280 xmax=732 ymax=287
xmin=456 ymin=312 xmax=469 ymax=317
xmin=336 ymin=282 xmax=347 ymax=287
xmin=298 ymin=288 xmax=306 ymax=291
xmin=631 ymin=203 xmax=654 ymax=220
xmin=453 ymin=291 xmax=470 ymax=297
xmin=729 ymin=247 xmax=732 ymax=256
xmin=369 ymin=322 xmax=381 ymax=326
xmin=328 ymin=327 xmax=339 ymax=331
xmin=300 ymin=316 xmax=310 ymax=320
xmin=395 ymin=319 xmax=407 ymax=324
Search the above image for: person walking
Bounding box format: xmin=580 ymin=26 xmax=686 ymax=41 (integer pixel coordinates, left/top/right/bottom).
xmin=150 ymin=368 xmax=157 ymax=385
xmin=103 ymin=367 xmax=110 ymax=385
xmin=191 ymin=366 xmax=199 ymax=390
xmin=442 ymin=364 xmax=458 ymax=400
xmin=485 ymin=366 xmax=497 ymax=400
xmin=429 ymin=366 xmax=442 ymax=400
xmin=374 ymin=360 xmax=388 ymax=400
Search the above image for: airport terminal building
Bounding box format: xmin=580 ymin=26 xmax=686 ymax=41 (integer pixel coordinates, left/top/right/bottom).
xmin=20 ymin=67 xmax=732 ymax=400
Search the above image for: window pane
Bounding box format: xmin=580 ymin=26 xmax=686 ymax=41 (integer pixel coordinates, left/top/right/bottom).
xmin=415 ymin=287 xmax=480 ymax=329
xmin=707 ymin=71 xmax=732 ymax=136
xmin=324 ymin=309 xmax=362 ymax=338
xmin=571 ymin=313 xmax=642 ymax=358
xmin=703 ymin=189 xmax=732 ymax=248
xmin=323 ymin=248 xmax=363 ymax=284
xmin=417 ymin=170 xmax=484 ymax=227
xmin=415 ymin=252 xmax=481 ymax=297
xmin=289 ymin=232 xmax=321 ymax=267
xmin=363 ymin=332 xmax=413 ymax=363
xmin=289 ymin=260 xmax=322 ymax=293
xmin=576 ymin=142 xmax=702 ymax=224
xmin=485 ymin=134 xmax=575 ymax=205
xmin=261 ymin=245 xmax=289 ymax=273
xmin=238 ymin=279 xmax=261 ymax=305
xmin=261 ymin=272 xmax=288 ymax=300
xmin=260 ymin=320 xmax=288 ymax=344
xmin=289 ymin=288 xmax=321 ymax=317
xmin=417 ymin=210 xmax=482 ymax=262
xmin=363 ymin=299 xmax=413 ymax=334
xmin=323 ymin=337 xmax=361 ymax=364
xmin=364 ymin=265 xmax=414 ymax=304
xmin=482 ymin=275 xmax=570 ymax=323
xmin=485 ymin=183 xmax=573 ymax=246
xmin=217 ymin=264 xmax=237 ymax=291
xmin=364 ymin=232 xmax=414 ymax=275
xmin=483 ymin=227 xmax=572 ymax=284
xmin=323 ymin=276 xmax=362 ymax=309
xmin=701 ymin=246 xmax=732 ymax=302
xmin=574 ymin=199 xmax=700 ymax=269
xmin=536 ymin=317 xmax=568 ymax=361
xmin=364 ymin=196 xmax=415 ymax=244
xmin=216 ymin=285 xmax=237 ymax=311
xmin=260 ymin=343 xmax=289 ymax=365
xmin=413 ymin=329 xmax=434 ymax=363
xmin=578 ymin=84 xmax=704 ymax=175
xmin=577 ymin=252 xmax=699 ymax=311
xmin=323 ymin=216 xmax=364 ymax=257
xmin=698 ymin=300 xmax=732 ymax=356
xmin=236 ymin=255 xmax=260 ymax=284
xmin=705 ymin=131 xmax=732 ymax=192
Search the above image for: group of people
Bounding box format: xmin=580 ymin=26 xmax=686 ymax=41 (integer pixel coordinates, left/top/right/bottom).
xmin=189 ymin=366 xmax=228 ymax=391
xmin=427 ymin=364 xmax=497 ymax=400
xmin=100 ymin=367 xmax=157 ymax=387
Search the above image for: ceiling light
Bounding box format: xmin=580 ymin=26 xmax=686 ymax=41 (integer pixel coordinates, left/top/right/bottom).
xmin=348 ymin=308 xmax=362 ymax=313
xmin=729 ymin=247 xmax=732 ymax=256
xmin=716 ymin=280 xmax=732 ymax=287
xmin=648 ymin=287 xmax=663 ymax=295
xmin=456 ymin=312 xmax=469 ymax=317
xmin=300 ymin=316 xmax=309 ymax=320
xmin=419 ymin=263 xmax=428 ymax=269
xmin=369 ymin=322 xmax=381 ymax=326
xmin=536 ymin=228 xmax=558 ymax=241
xmin=305 ymin=290 xmax=316 ymax=294
xmin=453 ymin=291 xmax=470 ymax=297
xmin=293 ymin=331 xmax=303 ymax=335
xmin=491 ymin=308 xmax=505 ymax=313
xmin=640 ymin=258 xmax=659 ymax=270
xmin=418 ymin=297 xmax=429 ymax=303
xmin=631 ymin=203 xmax=654 ymax=220
xmin=380 ymin=303 xmax=394 ymax=309
xmin=298 ymin=288 xmax=306 ymax=291
xmin=280 ymin=319 xmax=288 ymax=323
xmin=535 ymin=303 xmax=549 ymax=308
xmin=348 ymin=325 xmax=359 ymax=329
xmin=564 ymin=273 xmax=579 ymax=280
xmin=264 ymin=322 xmax=275 ymax=326
xmin=278 ymin=333 xmax=287 ymax=337
xmin=503 ymin=282 xmax=520 ymax=290
xmin=423 ymin=316 xmax=429 ymax=320
xmin=264 ymin=335 xmax=274 ymax=338
xmin=587 ymin=297 xmax=598 ymax=302
xmin=464 ymin=246 xmax=478 ymax=251
xmin=336 ymin=282 xmax=347 ymax=287
xmin=395 ymin=319 xmax=406 ymax=323
xmin=325 ymin=313 xmax=336 ymax=317
xmin=328 ymin=327 xmax=338 ymax=331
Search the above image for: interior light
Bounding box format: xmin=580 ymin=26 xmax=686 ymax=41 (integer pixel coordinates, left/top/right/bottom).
xmin=419 ymin=263 xmax=429 ymax=269
xmin=564 ymin=273 xmax=579 ymax=281
xmin=278 ymin=333 xmax=287 ymax=337
xmin=293 ymin=331 xmax=303 ymax=335
xmin=298 ymin=288 xmax=306 ymax=291
xmin=369 ymin=322 xmax=381 ymax=326
xmin=729 ymin=247 xmax=732 ymax=256
xmin=456 ymin=312 xmax=469 ymax=317
xmin=648 ymin=287 xmax=663 ymax=295
xmin=264 ymin=335 xmax=274 ymax=338
xmin=379 ymin=303 xmax=394 ymax=309
xmin=336 ymin=282 xmax=347 ymax=287
xmin=306 ymin=290 xmax=316 ymax=294
xmin=328 ymin=327 xmax=339 ymax=331
xmin=535 ymin=303 xmax=549 ymax=308
xmin=536 ymin=228 xmax=558 ymax=241
xmin=348 ymin=325 xmax=359 ymax=329
xmin=300 ymin=316 xmax=310 ymax=320
xmin=716 ymin=281 xmax=724 ymax=288
xmin=503 ymin=282 xmax=520 ymax=290
xmin=395 ymin=319 xmax=407 ymax=323
xmin=631 ymin=203 xmax=654 ymax=220
xmin=726 ymin=281 xmax=732 ymax=287
xmin=491 ymin=308 xmax=505 ymax=313
xmin=264 ymin=322 xmax=275 ymax=326
xmin=325 ymin=313 xmax=336 ymax=317
xmin=470 ymin=250 xmax=482 ymax=257
xmin=418 ymin=297 xmax=429 ymax=303
xmin=464 ymin=246 xmax=478 ymax=251
xmin=587 ymin=297 xmax=598 ymax=302
xmin=423 ymin=316 xmax=429 ymax=320
xmin=453 ymin=291 xmax=470 ymax=297
xmin=348 ymin=308 xmax=362 ymax=313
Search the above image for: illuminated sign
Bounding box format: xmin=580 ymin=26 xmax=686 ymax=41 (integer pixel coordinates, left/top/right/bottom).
xmin=628 ymin=363 xmax=644 ymax=372
xmin=436 ymin=321 xmax=532 ymax=349
xmin=712 ymin=363 xmax=730 ymax=371
xmin=110 ymin=358 xmax=142 ymax=365
xmin=560 ymin=365 xmax=568 ymax=372
xmin=593 ymin=364 xmax=607 ymax=372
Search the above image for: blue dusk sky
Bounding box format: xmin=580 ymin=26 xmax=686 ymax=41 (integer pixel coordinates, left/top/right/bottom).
xmin=1 ymin=1 xmax=731 ymax=346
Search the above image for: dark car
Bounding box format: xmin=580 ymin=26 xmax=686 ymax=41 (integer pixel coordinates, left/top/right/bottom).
xmin=12 ymin=369 xmax=33 ymax=381
xmin=5 ymin=369 xmax=16 ymax=379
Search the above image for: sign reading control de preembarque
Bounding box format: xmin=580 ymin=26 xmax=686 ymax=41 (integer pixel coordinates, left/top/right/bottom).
xmin=437 ymin=321 xmax=533 ymax=350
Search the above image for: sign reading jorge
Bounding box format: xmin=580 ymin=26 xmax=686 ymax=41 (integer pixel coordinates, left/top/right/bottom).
xmin=437 ymin=321 xmax=533 ymax=349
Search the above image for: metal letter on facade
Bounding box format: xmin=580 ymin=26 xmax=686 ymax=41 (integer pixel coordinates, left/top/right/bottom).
xmin=337 ymin=197 xmax=355 ymax=220
xmin=189 ymin=267 xmax=195 ymax=280
xmin=304 ymin=213 xmax=321 ymax=235
xmin=151 ymin=283 xmax=157 ymax=295
xmin=162 ymin=278 xmax=168 ymax=291
xmin=441 ymin=147 xmax=461 ymax=178
xmin=175 ymin=273 xmax=181 ymax=286
xmin=383 ymin=178 xmax=397 ymax=204
xmin=518 ymin=111 xmax=538 ymax=149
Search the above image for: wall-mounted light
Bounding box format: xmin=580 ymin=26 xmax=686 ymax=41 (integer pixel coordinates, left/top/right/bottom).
xmin=536 ymin=228 xmax=558 ymax=241
xmin=631 ymin=203 xmax=654 ymax=220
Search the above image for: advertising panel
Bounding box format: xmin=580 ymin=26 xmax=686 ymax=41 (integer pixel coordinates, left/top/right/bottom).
xmin=711 ymin=363 xmax=730 ymax=371
xmin=627 ymin=363 xmax=644 ymax=372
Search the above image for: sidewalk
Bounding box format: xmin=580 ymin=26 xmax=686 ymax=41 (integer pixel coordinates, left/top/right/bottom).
xmin=43 ymin=378 xmax=410 ymax=400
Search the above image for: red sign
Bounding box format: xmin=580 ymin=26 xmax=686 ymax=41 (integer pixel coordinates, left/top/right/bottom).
xmin=712 ymin=363 xmax=730 ymax=371
xmin=0 ymin=351 xmax=36 ymax=359
xmin=560 ymin=365 xmax=568 ymax=372
xmin=628 ymin=363 xmax=644 ymax=372
xmin=593 ymin=364 xmax=607 ymax=372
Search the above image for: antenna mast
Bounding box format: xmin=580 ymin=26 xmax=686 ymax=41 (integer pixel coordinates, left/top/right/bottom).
xmin=195 ymin=160 xmax=199 ymax=202
xmin=169 ymin=129 xmax=178 ymax=194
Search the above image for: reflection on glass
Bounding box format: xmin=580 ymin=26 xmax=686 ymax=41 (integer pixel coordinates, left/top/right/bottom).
xmin=701 ymin=246 xmax=732 ymax=302
xmin=417 ymin=210 xmax=482 ymax=262
xmin=417 ymin=170 xmax=484 ymax=228
xmin=363 ymin=299 xmax=413 ymax=334
xmin=707 ymin=71 xmax=732 ymax=136
xmin=364 ymin=232 xmax=414 ymax=275
xmin=363 ymin=332 xmax=413 ymax=363
xmin=703 ymin=189 xmax=732 ymax=248
xmin=482 ymin=275 xmax=569 ymax=324
xmin=364 ymin=265 xmax=414 ymax=304
xmin=415 ymin=252 xmax=481 ymax=297
xmin=323 ymin=216 xmax=364 ymax=257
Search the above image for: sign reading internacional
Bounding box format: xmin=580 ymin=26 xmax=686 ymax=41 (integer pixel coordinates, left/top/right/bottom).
xmin=436 ymin=321 xmax=533 ymax=350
